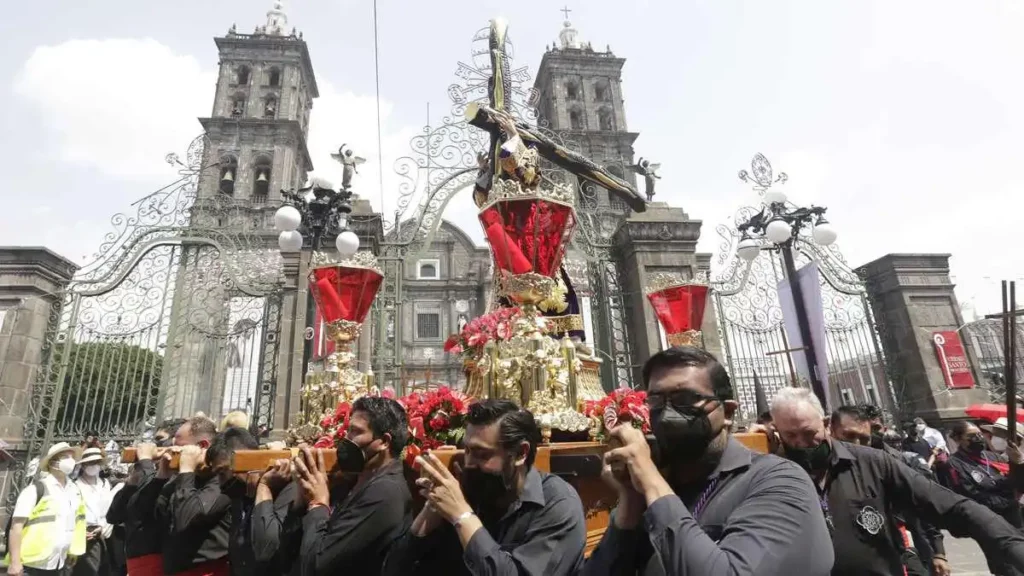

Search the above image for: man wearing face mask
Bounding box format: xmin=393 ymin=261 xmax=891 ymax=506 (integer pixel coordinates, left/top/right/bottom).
xmin=106 ymin=418 xmax=185 ymax=576
xmin=72 ymin=448 xmax=113 ymax=576
xmin=914 ymin=417 xmax=948 ymax=454
xmin=384 ymin=399 xmax=586 ymax=576
xmin=584 ymin=347 xmax=833 ymax=576
xmin=771 ymin=387 xmax=1024 ymax=576
xmin=936 ymin=421 xmax=1024 ymax=530
xmin=902 ymin=421 xmax=935 ymax=462
xmin=292 ymin=396 xmax=412 ymax=576
xmin=6 ymin=443 xmax=86 ymax=576
xmin=829 ymin=406 xmax=947 ymax=576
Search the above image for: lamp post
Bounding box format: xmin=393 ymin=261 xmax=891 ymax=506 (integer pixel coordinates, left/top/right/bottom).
xmin=274 ymin=178 xmax=362 ymax=382
xmin=734 ymin=183 xmax=838 ymax=410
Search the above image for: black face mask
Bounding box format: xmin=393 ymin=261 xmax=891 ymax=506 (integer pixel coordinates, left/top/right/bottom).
xmin=783 ymin=441 xmax=832 ymax=473
xmin=966 ymin=438 xmax=986 ymax=454
xmin=651 ymin=404 xmax=717 ymax=464
xmin=155 ymin=437 xmax=172 ymax=448
xmin=335 ymin=438 xmax=370 ymax=473
xmin=461 ymin=460 xmax=515 ymax=514
xmin=870 ymin=432 xmax=885 ymax=450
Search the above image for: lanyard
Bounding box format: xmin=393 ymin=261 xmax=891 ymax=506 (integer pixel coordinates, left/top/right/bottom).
xmin=692 ymin=477 xmax=721 ymax=520
xmin=818 ymin=472 xmax=835 ymax=536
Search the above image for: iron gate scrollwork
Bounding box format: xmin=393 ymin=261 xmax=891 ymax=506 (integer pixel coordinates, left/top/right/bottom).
xmin=712 ymin=154 xmax=895 ymax=421
xmin=26 ymin=135 xmax=287 ymax=466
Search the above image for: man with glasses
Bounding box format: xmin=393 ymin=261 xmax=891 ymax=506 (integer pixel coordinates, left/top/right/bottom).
xmin=584 ymin=346 xmax=834 ymax=575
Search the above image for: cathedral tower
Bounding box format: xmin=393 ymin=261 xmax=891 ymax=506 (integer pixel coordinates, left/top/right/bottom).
xmin=198 ymin=0 xmax=317 ymax=211
xmin=533 ymin=16 xmax=639 ymax=213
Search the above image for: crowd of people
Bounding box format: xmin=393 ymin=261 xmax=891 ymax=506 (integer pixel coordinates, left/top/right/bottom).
xmin=5 ymin=347 xmax=1024 ymax=576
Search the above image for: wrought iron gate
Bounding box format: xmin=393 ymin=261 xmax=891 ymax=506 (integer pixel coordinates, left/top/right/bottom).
xmin=712 ymin=156 xmax=894 ymax=420
xmin=25 ymin=136 xmax=286 ymax=464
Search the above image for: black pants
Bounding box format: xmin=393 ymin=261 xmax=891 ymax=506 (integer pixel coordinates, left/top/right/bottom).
xmin=69 ymin=538 xmax=108 ymax=576
xmin=24 ymin=567 xmax=71 ymax=576
xmin=901 ymin=550 xmax=929 ymax=576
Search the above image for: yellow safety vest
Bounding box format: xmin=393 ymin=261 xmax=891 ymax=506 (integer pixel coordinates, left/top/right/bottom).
xmin=4 ymin=479 xmax=87 ymax=566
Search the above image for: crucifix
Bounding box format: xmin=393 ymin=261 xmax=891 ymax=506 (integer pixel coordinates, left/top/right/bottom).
xmin=561 ymin=5 xmax=572 ymax=19
xmin=467 ymin=19 xmax=647 ymax=212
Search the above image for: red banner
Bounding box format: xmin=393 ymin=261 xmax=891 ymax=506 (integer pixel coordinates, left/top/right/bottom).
xmin=932 ymin=331 xmax=975 ymax=389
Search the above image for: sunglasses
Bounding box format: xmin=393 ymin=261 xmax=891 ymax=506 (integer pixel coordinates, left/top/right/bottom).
xmin=646 ymin=389 xmax=720 ymax=411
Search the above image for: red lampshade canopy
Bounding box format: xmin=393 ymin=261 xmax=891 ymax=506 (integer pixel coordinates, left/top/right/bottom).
xmin=647 ymin=284 xmax=710 ymax=336
xmin=479 ymin=198 xmax=575 ymax=278
xmin=308 ymin=263 xmax=383 ymax=324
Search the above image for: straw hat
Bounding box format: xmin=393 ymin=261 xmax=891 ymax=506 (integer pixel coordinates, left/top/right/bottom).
xmin=980 ymin=417 xmax=1024 ymax=441
xmin=39 ymin=442 xmax=77 ymax=471
xmin=78 ymin=447 xmax=106 ymax=466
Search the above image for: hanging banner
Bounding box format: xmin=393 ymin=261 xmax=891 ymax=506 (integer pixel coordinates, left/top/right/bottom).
xmin=932 ymin=331 xmax=975 ymax=389
xmin=777 ymin=261 xmax=830 ymax=406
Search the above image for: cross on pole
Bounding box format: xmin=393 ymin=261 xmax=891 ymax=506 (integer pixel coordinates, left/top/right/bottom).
xmin=561 ymin=5 xmax=572 ymax=20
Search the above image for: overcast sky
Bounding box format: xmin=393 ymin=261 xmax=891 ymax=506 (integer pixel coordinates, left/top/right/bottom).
xmin=0 ymin=0 xmax=1021 ymax=317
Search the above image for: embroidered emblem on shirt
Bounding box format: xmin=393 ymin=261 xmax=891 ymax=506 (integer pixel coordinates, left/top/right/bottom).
xmin=971 ymin=470 xmax=985 ymax=483
xmin=856 ymin=505 xmax=884 ymax=535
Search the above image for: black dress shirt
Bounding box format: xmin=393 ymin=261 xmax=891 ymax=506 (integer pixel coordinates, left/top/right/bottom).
xmin=299 ymin=460 xmax=412 ymax=576
xmin=250 ymin=482 xmax=305 ymax=576
xmin=108 ymin=459 xmax=162 ymax=559
xmin=160 ymin=473 xmax=231 ymax=574
xmin=826 ymin=440 xmax=1024 ymax=576
xmin=880 ymin=444 xmax=945 ymax=562
xmin=383 ymin=467 xmax=586 ymax=576
xmin=583 ymin=437 xmax=834 ymax=576
xmin=937 ymin=449 xmax=1024 ymax=527
xmin=902 ymin=437 xmax=933 ymax=461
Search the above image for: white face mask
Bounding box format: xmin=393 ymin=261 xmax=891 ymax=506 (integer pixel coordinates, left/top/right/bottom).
xmin=991 ymin=437 xmax=1008 ymax=452
xmin=56 ymin=457 xmax=76 ymax=476
xmin=82 ymin=465 xmax=101 ymax=477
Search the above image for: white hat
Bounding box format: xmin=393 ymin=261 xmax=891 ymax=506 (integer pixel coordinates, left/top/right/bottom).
xmin=39 ymin=442 xmax=77 ymax=471
xmin=78 ymin=447 xmax=105 ymax=466
xmin=980 ymin=417 xmax=1024 ymax=441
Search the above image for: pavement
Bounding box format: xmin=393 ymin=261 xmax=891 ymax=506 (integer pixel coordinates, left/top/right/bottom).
xmin=943 ymin=530 xmax=994 ymax=575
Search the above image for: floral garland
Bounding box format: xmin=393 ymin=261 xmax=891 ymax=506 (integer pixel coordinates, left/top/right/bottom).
xmin=400 ymin=386 xmax=471 ymax=466
xmin=312 ymin=389 xmax=396 ymax=448
xmin=443 ymin=307 xmax=524 ymax=361
xmin=584 ymin=387 xmax=651 ymax=441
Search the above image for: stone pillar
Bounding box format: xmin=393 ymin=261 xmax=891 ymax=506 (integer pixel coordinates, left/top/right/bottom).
xmin=612 ymin=203 xmax=720 ymax=387
xmin=857 ymin=253 xmax=988 ymax=422
xmin=275 ymin=251 xmax=303 ymax=430
xmin=0 ymin=248 xmax=78 ymax=450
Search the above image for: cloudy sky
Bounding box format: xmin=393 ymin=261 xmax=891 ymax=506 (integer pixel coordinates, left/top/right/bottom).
xmin=0 ymin=0 xmax=1021 ymax=316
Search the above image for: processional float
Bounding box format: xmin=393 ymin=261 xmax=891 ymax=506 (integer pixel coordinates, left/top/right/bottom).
xmin=124 ymin=18 xmax=766 ymax=553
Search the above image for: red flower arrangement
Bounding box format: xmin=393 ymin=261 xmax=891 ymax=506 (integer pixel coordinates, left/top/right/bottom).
xmin=398 ymin=386 xmax=471 ymax=467
xmin=585 ymin=387 xmax=651 ymax=438
xmin=443 ymin=307 xmax=523 ymax=359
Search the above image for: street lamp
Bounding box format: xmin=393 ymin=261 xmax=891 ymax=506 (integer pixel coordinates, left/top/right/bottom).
xmin=274 ymin=178 xmax=359 ymax=255
xmin=735 ymin=185 xmax=838 ymax=410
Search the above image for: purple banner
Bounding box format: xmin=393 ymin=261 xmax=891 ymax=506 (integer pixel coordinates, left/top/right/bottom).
xmin=777 ymin=260 xmax=830 ymax=407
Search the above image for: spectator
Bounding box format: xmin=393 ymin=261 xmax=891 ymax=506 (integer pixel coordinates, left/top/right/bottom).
xmin=73 ymin=447 xmax=114 ymax=576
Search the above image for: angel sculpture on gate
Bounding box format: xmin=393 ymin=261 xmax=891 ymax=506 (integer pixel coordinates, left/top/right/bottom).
xmin=331 ymin=144 xmax=366 ymax=191
xmin=629 ymin=157 xmax=661 ymax=202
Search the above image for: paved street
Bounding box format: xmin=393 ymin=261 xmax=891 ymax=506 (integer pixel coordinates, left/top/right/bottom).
xmin=943 ymin=531 xmax=993 ymax=575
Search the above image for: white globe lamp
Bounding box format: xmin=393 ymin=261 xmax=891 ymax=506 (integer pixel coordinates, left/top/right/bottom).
xmin=737 ymin=237 xmax=761 ymax=262
xmin=335 ymin=230 xmax=360 ymax=258
xmin=812 ymin=219 xmax=838 ymax=246
xmin=274 ymin=206 xmax=302 ymax=232
xmin=765 ymin=219 xmax=793 ymax=244
xmin=762 ymin=186 xmax=787 ymax=205
xmin=278 ymin=230 xmax=303 ymax=252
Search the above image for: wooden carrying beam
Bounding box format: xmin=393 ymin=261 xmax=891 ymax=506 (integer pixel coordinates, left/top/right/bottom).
xmin=120 ymin=434 xmax=769 ymax=471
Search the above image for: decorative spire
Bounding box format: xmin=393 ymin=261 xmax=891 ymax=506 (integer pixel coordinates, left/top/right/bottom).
xmin=265 ymin=0 xmax=288 ymax=36
xmin=557 ymin=5 xmax=580 ymax=49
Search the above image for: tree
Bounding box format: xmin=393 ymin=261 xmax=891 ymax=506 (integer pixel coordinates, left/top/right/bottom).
xmin=50 ymin=341 xmax=163 ymax=435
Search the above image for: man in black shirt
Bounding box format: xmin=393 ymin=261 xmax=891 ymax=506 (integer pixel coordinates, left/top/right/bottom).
xmin=107 ymin=418 xmax=185 ymax=576
xmin=902 ymin=421 xmax=935 ymax=461
xmin=384 ymin=399 xmax=586 ymax=576
xmin=829 ymin=406 xmax=947 ymax=576
xmin=292 ymin=396 xmax=412 ymax=576
xmin=771 ymin=387 xmax=1024 ymax=576
xmin=249 ymin=460 xmax=303 ymax=576
xmin=584 ymin=347 xmax=833 ymax=576
xmin=164 ymin=425 xmax=260 ymax=576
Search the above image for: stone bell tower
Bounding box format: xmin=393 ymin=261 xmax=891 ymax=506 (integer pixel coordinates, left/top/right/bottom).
xmin=162 ymin=2 xmax=320 ymax=423
xmin=533 ymin=14 xmax=640 ymax=215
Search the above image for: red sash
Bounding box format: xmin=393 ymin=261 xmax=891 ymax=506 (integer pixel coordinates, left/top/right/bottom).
xmin=126 ymin=553 xmax=164 ymax=576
